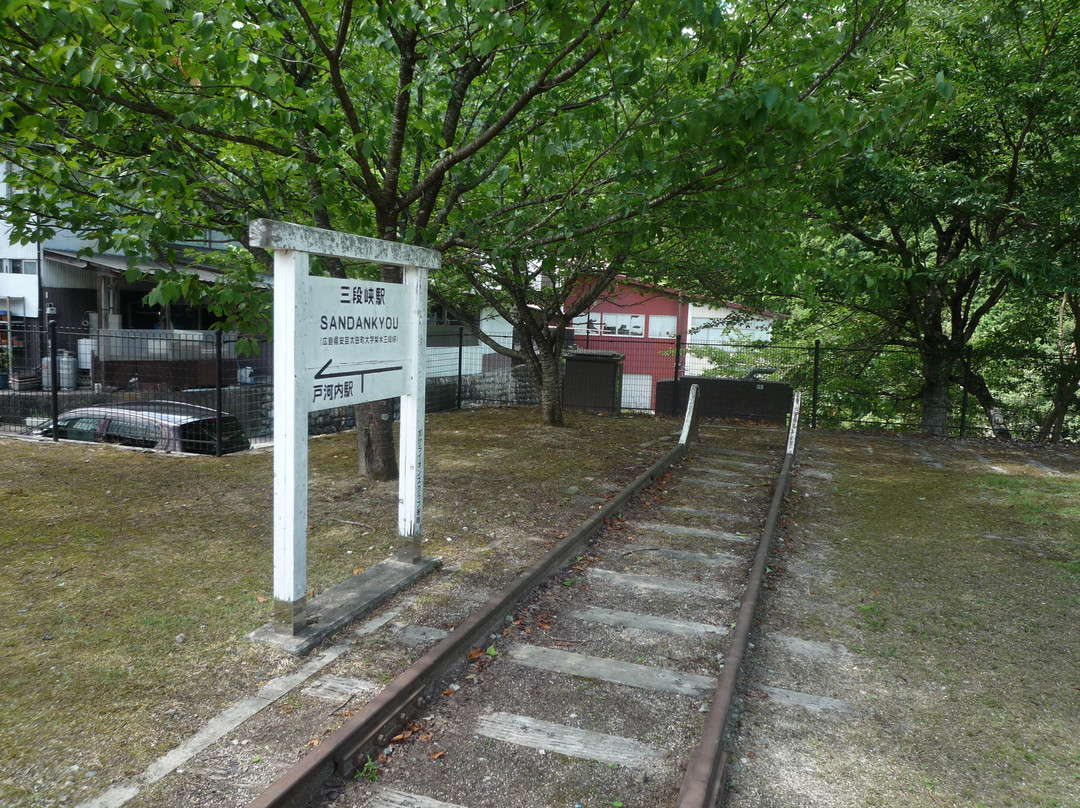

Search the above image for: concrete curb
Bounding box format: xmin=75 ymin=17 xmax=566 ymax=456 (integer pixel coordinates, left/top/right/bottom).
xmin=248 ymin=557 xmax=441 ymax=656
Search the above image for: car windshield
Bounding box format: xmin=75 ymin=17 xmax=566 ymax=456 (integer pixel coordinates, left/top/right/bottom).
xmin=103 ymin=417 xmax=162 ymax=449
xmin=178 ymin=416 xmax=249 ymax=454
xmin=48 ymin=416 xmax=100 ymax=441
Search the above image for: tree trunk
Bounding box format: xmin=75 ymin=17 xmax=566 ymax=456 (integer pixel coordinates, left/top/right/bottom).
xmin=513 ymin=326 xmax=566 ymax=427
xmin=1038 ymin=293 xmax=1080 ymax=443
xmin=960 ymin=368 xmax=1012 ymax=440
xmin=919 ymin=349 xmax=953 ymax=436
xmin=537 ymin=349 xmax=564 ymax=427
xmin=351 ymin=262 xmax=406 ymax=481
xmin=1037 ymin=388 xmax=1072 ymax=443
xmin=1037 ymin=367 xmax=1080 ymax=442
xmin=355 ymin=400 xmax=398 ymax=480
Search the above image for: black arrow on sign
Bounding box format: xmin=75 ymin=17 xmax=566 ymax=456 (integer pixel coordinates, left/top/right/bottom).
xmin=314 ymin=360 xmax=403 ymax=380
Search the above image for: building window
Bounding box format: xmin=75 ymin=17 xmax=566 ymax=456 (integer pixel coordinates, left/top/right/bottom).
xmin=648 ymin=315 xmax=677 ymax=339
xmin=3 ymin=259 xmax=37 ymax=274
xmin=690 ymin=316 xmax=731 ymax=344
xmin=603 ymin=313 xmax=644 ymax=337
xmin=571 ymin=311 xmax=644 ymax=337
xmin=572 ymin=313 xmax=597 ymax=333
xmin=428 ymin=302 xmax=479 ymax=330
xmin=691 ymin=313 xmax=769 ymax=344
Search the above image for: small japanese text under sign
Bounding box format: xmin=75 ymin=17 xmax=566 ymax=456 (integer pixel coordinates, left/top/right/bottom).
xmin=300 ymin=278 xmax=415 ymax=413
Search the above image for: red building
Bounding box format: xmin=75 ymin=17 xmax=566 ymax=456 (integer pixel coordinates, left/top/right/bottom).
xmin=566 ymin=276 xmax=777 ymax=410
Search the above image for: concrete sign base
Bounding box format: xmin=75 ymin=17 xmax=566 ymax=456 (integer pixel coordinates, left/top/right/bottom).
xmin=273 ymin=598 xmax=308 ymax=636
xmin=250 ymin=556 xmax=440 ymax=657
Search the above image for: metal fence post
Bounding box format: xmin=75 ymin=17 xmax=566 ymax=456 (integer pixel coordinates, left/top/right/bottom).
xmin=672 ymin=333 xmax=683 ymax=417
xmin=456 ymin=325 xmax=464 ymax=410
xmin=959 ymin=346 xmax=971 ymax=438
xmin=215 ymin=329 xmax=224 ymax=457
xmin=48 ymin=318 xmax=58 ymax=439
xmin=674 ymin=333 xmax=682 ymax=381
xmin=812 ymin=339 xmax=821 ymax=429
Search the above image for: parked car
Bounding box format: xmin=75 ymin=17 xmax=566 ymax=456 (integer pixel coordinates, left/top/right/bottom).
xmin=30 ymin=401 xmax=250 ymax=454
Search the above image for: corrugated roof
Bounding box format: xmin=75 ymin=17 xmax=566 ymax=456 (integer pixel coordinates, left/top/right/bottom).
xmin=43 ymin=249 xmax=241 ymax=285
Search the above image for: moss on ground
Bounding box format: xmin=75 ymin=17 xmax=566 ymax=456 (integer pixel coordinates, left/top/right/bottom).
xmin=733 ymin=432 xmax=1080 ymax=808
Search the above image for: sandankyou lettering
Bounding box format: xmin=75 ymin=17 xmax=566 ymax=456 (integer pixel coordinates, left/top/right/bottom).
xmin=320 ymin=315 xmax=400 ymax=331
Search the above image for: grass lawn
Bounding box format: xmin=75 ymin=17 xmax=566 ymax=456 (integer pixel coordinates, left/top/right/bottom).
xmin=0 ymin=407 xmax=676 ymax=806
xmin=730 ymin=432 xmax=1080 ymax=808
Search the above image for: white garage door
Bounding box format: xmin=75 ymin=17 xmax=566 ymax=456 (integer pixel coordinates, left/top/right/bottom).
xmin=621 ymin=373 xmax=654 ymax=411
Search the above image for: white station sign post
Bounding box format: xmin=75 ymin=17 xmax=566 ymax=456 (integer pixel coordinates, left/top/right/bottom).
xmin=249 ymin=219 xmax=440 ymax=635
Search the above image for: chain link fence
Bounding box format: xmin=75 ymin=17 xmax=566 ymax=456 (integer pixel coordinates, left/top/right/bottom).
xmin=0 ymin=325 xmax=1066 ymax=448
xmin=682 ymin=338 xmax=1066 ymax=440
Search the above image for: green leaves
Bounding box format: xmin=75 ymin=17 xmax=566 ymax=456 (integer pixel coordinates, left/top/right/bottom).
xmin=934 ymin=70 xmax=955 ymax=100
xmin=774 ymin=0 xmax=1080 ymax=434
xmin=761 ymin=85 xmax=782 ymax=113
xmin=0 ymin=0 xmax=917 ymax=367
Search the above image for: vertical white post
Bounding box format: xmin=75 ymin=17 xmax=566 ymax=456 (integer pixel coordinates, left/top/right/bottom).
xmin=272 ymin=249 xmax=310 ymax=633
xmin=397 ymin=263 xmax=427 ymax=562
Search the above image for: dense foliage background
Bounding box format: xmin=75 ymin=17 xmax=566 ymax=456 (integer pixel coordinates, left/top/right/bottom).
xmin=2 ymin=0 xmax=1078 ymax=443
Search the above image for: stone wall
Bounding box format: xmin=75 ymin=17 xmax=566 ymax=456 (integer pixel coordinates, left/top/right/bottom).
xmin=455 ymin=364 xmax=542 ymax=407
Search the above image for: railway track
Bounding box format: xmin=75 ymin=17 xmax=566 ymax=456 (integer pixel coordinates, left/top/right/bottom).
xmin=251 ymin=391 xmax=801 ymax=808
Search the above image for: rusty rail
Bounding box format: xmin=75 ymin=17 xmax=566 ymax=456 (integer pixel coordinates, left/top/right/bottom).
xmin=674 ymin=391 xmax=802 ymax=808
xmin=249 ymin=387 xmax=705 ymax=808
